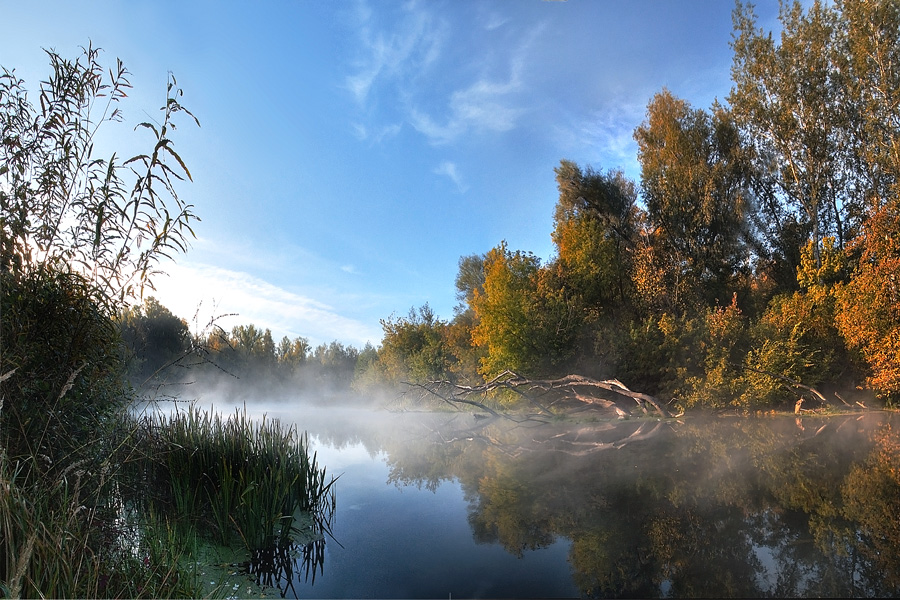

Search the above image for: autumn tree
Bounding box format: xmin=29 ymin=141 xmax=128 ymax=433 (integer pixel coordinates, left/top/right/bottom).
xmin=635 ymin=90 xmax=755 ymax=310
xmin=471 ymin=242 xmax=578 ymax=378
xmin=276 ymin=335 xmax=310 ymax=372
xmin=552 ymin=160 xmax=639 ymax=315
xmin=835 ymin=208 xmax=900 ymax=401
xmin=831 ymin=0 xmax=900 ymax=402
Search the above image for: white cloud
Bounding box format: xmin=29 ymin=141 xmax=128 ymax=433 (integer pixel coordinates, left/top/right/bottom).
xmin=408 ymin=69 xmax=526 ymax=145
xmin=407 ymin=23 xmax=542 ymax=145
xmin=345 ymin=0 xmax=445 ymax=105
xmin=552 ymin=100 xmax=647 ymax=180
xmin=345 ymin=1 xmax=541 ymax=146
xmin=351 ymin=121 xmax=403 ymax=143
xmin=433 ymin=160 xmax=467 ymax=193
xmin=149 ymin=261 xmax=381 ymax=348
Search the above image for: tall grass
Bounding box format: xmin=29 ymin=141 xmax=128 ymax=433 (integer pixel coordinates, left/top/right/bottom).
xmin=0 ymin=452 xmax=205 ymax=598
xmin=123 ymin=404 xmax=336 ymax=556
xmin=0 ymin=403 xmax=336 ymax=598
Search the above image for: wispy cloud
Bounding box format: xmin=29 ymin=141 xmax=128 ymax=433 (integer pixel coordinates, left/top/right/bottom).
xmin=151 ymin=262 xmax=381 ymax=347
xmin=345 ymin=0 xmax=446 ymax=106
xmin=344 ymin=1 xmax=542 ymax=146
xmin=351 ymin=121 xmax=403 ymax=143
xmin=553 ymin=100 xmax=647 ymax=180
xmin=409 ymin=73 xmax=526 ymax=145
xmin=433 ymin=160 xmax=467 ymax=193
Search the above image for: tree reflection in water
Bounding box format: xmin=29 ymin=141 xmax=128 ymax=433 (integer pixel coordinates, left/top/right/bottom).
xmin=378 ymin=411 xmax=900 ymax=598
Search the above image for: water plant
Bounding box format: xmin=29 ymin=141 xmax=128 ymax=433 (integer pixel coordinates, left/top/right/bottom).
xmin=122 ymin=403 xmax=336 ymax=559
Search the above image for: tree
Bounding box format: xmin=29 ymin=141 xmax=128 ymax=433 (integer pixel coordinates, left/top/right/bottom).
xmin=276 ymin=335 xmax=310 ymax=369
xmin=634 ymin=90 xmax=755 ymax=309
xmin=835 ymin=206 xmax=900 ymax=401
xmin=119 ymin=296 xmax=191 ymax=383
xmin=377 ymin=304 xmax=452 ymax=383
xmin=471 ymin=242 xmax=578 ymax=378
xmin=837 ymin=0 xmax=900 ymax=208
xmin=729 ymin=1 xmax=859 ymax=266
xmin=0 ymin=44 xmax=199 ymax=302
xmin=454 ymin=253 xmax=486 ymax=318
xmin=551 ymin=160 xmax=638 ymax=315
xmin=311 ymin=340 xmax=359 ymax=391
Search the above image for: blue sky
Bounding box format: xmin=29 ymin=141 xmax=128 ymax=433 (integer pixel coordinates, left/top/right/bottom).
xmin=2 ymin=0 xmax=781 ymax=348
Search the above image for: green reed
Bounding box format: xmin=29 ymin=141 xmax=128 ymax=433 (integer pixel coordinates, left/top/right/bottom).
xmin=126 ymin=404 xmax=336 ymax=553
xmin=0 ymin=452 xmax=205 ymax=599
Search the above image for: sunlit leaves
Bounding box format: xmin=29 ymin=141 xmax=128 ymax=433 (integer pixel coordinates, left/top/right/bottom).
xmin=635 ymin=90 xmax=754 ymax=308
xmin=471 ymin=242 xmax=578 ymax=378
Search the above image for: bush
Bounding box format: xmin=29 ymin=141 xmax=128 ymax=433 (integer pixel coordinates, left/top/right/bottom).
xmin=0 ymin=266 xmax=125 ymax=475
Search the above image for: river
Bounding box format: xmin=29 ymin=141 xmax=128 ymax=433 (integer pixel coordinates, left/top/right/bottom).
xmin=202 ymin=402 xmax=900 ymax=598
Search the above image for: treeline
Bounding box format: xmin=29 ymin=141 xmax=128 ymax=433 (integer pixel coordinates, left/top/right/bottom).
xmin=119 ymin=297 xmax=375 ymax=400
xmin=355 ymin=0 xmax=900 ymax=410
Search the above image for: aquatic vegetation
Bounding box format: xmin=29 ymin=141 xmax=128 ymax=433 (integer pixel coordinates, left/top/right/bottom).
xmin=122 ymin=404 xmax=336 ymax=557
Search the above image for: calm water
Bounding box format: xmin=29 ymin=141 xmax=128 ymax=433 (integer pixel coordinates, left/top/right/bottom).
xmin=220 ymin=404 xmax=900 ymax=598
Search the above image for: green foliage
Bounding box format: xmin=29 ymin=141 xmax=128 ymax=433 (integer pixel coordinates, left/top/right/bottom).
xmin=454 ymin=253 xmax=486 ymax=318
xmin=0 ymin=457 xmax=205 ymax=599
xmin=797 ymin=236 xmax=846 ymax=290
xmin=635 ymin=90 xmax=754 ymax=308
xmin=376 ymin=304 xmax=452 ymax=383
xmin=123 ymin=405 xmax=335 ymax=552
xmin=552 ymin=159 xmax=638 ymax=316
xmin=730 ymin=1 xmax=856 ymax=260
xmin=0 ymin=266 xmax=124 ymax=473
xmin=472 ymin=242 xmax=579 ymax=378
xmin=740 ymin=287 xmax=846 ymax=406
xmin=683 ymin=295 xmax=751 ymax=409
xmin=619 ymin=312 xmax=704 ymax=401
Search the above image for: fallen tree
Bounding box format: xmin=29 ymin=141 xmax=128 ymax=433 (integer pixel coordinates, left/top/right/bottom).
xmin=403 ymin=370 xmax=674 ymax=419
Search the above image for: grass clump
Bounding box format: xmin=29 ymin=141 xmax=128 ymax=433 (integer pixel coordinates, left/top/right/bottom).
xmin=120 ymin=404 xmax=336 ymax=584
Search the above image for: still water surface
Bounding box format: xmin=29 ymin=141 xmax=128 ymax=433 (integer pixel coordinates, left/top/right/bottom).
xmin=220 ymin=404 xmax=900 ymax=598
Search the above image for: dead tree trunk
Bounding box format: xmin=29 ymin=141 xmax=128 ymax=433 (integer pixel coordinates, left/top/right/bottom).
xmin=405 ymin=370 xmax=673 ymax=419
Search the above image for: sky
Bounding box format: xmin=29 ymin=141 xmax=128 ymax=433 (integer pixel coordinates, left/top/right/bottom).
xmin=2 ymin=0 xmax=783 ymax=349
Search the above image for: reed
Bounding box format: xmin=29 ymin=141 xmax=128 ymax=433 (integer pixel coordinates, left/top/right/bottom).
xmin=0 ymin=452 xmax=205 ymax=598
xmin=1 ymin=402 xmax=335 ymax=598
xmin=124 ymin=404 xmax=336 ymax=555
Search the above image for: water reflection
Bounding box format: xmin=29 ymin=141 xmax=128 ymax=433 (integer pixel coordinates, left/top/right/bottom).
xmin=260 ymin=405 xmax=900 ymax=598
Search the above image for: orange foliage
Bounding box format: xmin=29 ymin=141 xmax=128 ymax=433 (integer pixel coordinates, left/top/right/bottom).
xmin=836 ymin=203 xmax=900 ymax=399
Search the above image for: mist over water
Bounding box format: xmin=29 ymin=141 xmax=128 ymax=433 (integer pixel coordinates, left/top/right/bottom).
xmin=146 ymin=392 xmax=900 ymax=598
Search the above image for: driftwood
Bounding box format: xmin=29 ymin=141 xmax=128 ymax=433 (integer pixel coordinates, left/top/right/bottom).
xmin=742 ymin=367 xmax=832 ymax=413
xmin=405 ymin=370 xmax=672 ymax=419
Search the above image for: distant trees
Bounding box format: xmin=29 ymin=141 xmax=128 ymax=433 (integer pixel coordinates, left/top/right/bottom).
xmin=119 ymin=296 xmax=192 ymax=383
